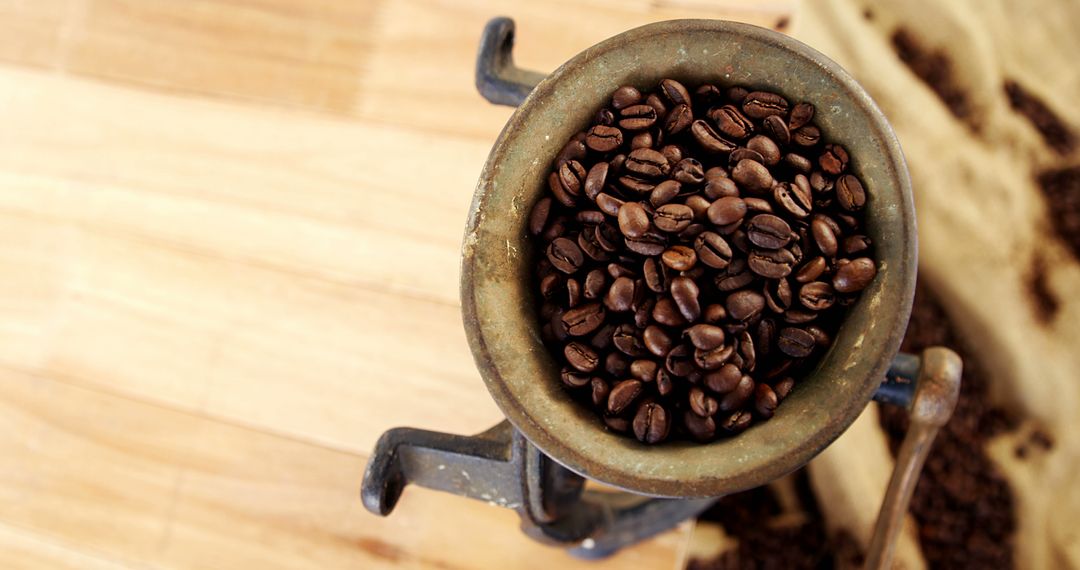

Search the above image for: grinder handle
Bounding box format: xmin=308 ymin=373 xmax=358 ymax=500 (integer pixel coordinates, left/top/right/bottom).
xmin=475 ymin=17 xmax=547 ymax=107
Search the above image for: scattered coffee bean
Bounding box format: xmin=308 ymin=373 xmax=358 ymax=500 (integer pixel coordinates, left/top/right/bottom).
xmin=777 ymin=327 xmax=815 ymax=358
xmin=732 ymin=159 xmax=774 ymax=193
xmin=832 ymin=257 xmax=877 ymax=293
xmin=608 ymin=379 xmax=644 ymax=414
xmin=742 ymin=91 xmax=790 ymax=119
xmin=655 ymin=204 xmax=694 ymax=233
xmin=661 ymin=245 xmax=697 ymax=271
xmin=633 ymin=401 xmax=671 ymax=443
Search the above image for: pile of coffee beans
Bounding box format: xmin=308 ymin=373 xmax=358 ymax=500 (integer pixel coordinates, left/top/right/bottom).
xmin=529 ymin=79 xmax=877 ymax=444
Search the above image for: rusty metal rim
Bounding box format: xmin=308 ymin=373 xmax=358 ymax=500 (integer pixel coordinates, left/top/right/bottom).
xmin=461 ymin=19 xmax=916 ymax=498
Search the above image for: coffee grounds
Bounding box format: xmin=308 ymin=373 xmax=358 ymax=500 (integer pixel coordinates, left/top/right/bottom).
xmin=891 ymin=29 xmax=977 ymax=131
xmin=689 ymin=285 xmax=1018 ymax=569
xmin=1004 ymin=79 xmax=1077 ymax=155
xmin=1038 ymin=165 xmax=1080 ymax=261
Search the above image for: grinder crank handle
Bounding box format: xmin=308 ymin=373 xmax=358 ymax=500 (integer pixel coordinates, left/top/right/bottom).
xmin=866 ymin=347 xmax=962 ymax=570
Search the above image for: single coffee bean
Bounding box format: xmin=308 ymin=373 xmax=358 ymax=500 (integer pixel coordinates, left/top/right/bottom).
xmin=833 ymin=257 xmax=877 ymax=292
xmin=619 ymin=175 xmax=657 ymax=195
xmin=605 ymin=352 xmax=629 ymax=377
xmin=704 ymin=363 xmax=742 ymax=394
xmin=721 ymin=410 xmax=753 ymax=434
xmin=612 ymin=85 xmax=642 ymax=109
xmin=643 ymin=325 xmax=674 ymax=357
xmin=604 ymin=415 xmax=630 ymax=432
xmin=659 ymin=79 xmax=692 ymax=106
xmin=783 ymin=308 xmax=819 ymax=324
xmin=748 ymin=248 xmax=796 ymax=278
xmin=649 ymin=180 xmax=681 ymax=207
xmin=777 ymin=327 xmax=815 ymax=357
xmin=764 ymin=278 xmax=793 ymax=313
xmin=695 ymin=344 xmax=734 ymax=371
xmin=633 ymin=401 xmax=671 ymax=444
xmin=819 ymin=144 xmax=849 ymax=175
xmin=726 ymin=289 xmax=766 ymax=321
xmin=705 ymin=166 xmax=728 ymax=181
xmin=806 ymin=325 xmax=831 ymax=348
xmin=661 ymin=245 xmax=697 ymax=271
xmin=655 ymin=368 xmax=674 ymax=396
xmin=562 ymin=302 xmax=606 ymax=336
xmin=671 ymin=158 xmax=705 ymax=185
xmin=590 ymin=377 xmax=610 ymax=407
xmin=590 ymin=323 xmax=615 ymax=350
xmin=792 ymin=124 xmax=821 ymax=147
xmin=595 ymin=108 xmax=615 ymax=126
xmin=679 ymin=223 xmax=707 ymax=241
xmin=704 ymin=176 xmax=739 ymax=200
xmin=605 ymin=277 xmax=636 ymax=312
xmin=578 ymin=229 xmax=609 ymax=262
xmin=810 ymin=170 xmax=832 ymax=192
xmin=773 ymin=377 xmax=795 ymax=400
xmin=583 ymin=269 xmax=606 ymax=300
xmin=729 ymin=147 xmax=765 ymax=166
xmin=625 ymin=148 xmax=670 ymax=179
xmin=715 ymin=260 xmax=755 ymax=292
xmin=529 ymin=196 xmax=552 ymax=236
xmin=608 ymin=379 xmax=644 ymax=415
xmin=746 ymin=214 xmax=793 ymax=249
xmin=664 ymin=103 xmax=693 ymax=135
xmin=585 ymin=125 xmax=624 ymax=152
xmin=788 ymin=102 xmax=815 ymax=130
xmin=617 ymin=202 xmax=651 ymax=238
xmin=634 ymin=297 xmax=655 ymax=329
xmin=624 ymin=230 xmax=667 ymax=256
xmin=785 ymin=153 xmax=813 ymax=173
xmin=709 ymin=105 xmax=755 ymax=139
xmin=691 ymin=120 xmax=737 ymax=153
xmin=704 ymin=197 xmax=745 ymax=227
xmin=613 ymin=323 xmax=647 ymax=356
xmin=732 ymin=159 xmax=774 ymax=193
xmin=644 ymin=93 xmax=667 ymax=117
xmin=653 ymin=296 xmax=688 ymax=327
xmin=756 ymin=318 xmax=776 ymax=357
xmin=683 ymin=410 xmax=716 ymax=442
xmin=630 ymin=359 xmax=659 ymax=382
xmin=560 ymin=367 xmax=591 ymax=388
xmin=739 ymin=330 xmax=757 ymax=371
xmin=799 ymin=281 xmax=836 ymax=310
xmin=747 ymin=135 xmax=781 ymax=166
xmin=742 ymin=197 xmax=772 ymax=214
xmin=654 ymin=204 xmax=694 ymax=233
xmin=631 ymin=131 xmax=653 ymax=150
xmin=720 ymin=375 xmax=755 ymax=411
xmin=843 ymin=235 xmax=872 ymax=255
xmin=682 ymin=195 xmax=710 ymax=222
xmin=703 ymin=303 xmax=727 ymax=323
xmin=549 ymin=172 xmax=576 ymax=207
xmin=726 ymin=86 xmax=750 ymax=104
xmin=576 ymin=210 xmax=605 ymax=225
xmin=539 ymin=274 xmax=562 ymax=300
xmin=547 ymin=237 xmax=584 ymax=273
xmin=755 ymin=383 xmax=779 ymax=419
xmin=684 ymin=323 xmax=726 ymax=351
xmin=565 ymin=341 xmax=600 ymax=372
xmin=642 ymin=257 xmax=670 ymax=293
xmin=558 ymin=160 xmax=587 ymax=197
xmin=619 ymin=104 xmax=658 ymax=130
xmin=670 ymin=276 xmax=701 ymax=322
xmin=836 ymin=174 xmax=866 ymax=211
xmin=665 ymin=344 xmax=696 ymax=376
xmin=689 ymin=386 xmax=719 ymax=417
xmin=594 ymin=193 xmax=624 ymax=218
xmin=774 ymin=182 xmax=811 ymax=219
xmin=742 ymin=91 xmax=789 ymax=119
xmin=762 ymin=115 xmax=790 ymax=145
xmin=695 ymin=84 xmax=723 ymax=107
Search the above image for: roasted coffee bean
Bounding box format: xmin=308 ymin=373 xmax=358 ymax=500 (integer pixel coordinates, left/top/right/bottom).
xmin=729 ymin=147 xmax=765 ymax=166
xmin=617 ymin=202 xmax=651 ymax=238
xmin=612 ymin=86 xmax=642 ymax=109
xmin=630 ymin=131 xmax=653 ymax=150
xmin=690 ymin=231 xmax=733 ymax=269
xmin=764 ymin=278 xmax=793 ymax=313
xmin=558 ymin=160 xmax=587 ymax=197
xmin=661 ymin=245 xmax=697 ymax=271
xmin=624 ymin=230 xmax=667 ymax=256
xmin=659 ymin=79 xmax=692 ymax=106
xmin=539 ymin=274 xmax=562 ymax=300
xmin=607 ymin=262 xmax=635 ymax=280
xmin=626 ymin=148 xmax=670 ymax=179
xmin=811 ymin=217 xmax=838 ymax=257
xmin=583 ymin=269 xmax=606 ymax=299
xmin=654 ymin=204 xmax=694 ymax=233
xmin=549 ymin=172 xmax=576 ymax=207
xmin=703 ymin=304 xmax=727 ymax=323
xmin=756 ymin=318 xmax=776 ymax=357
xmin=604 ymin=415 xmax=630 ymax=432
xmin=630 ymin=359 xmax=659 ymax=382
xmin=634 ymin=297 xmax=655 ymax=329
xmin=704 ymin=363 xmax=742 ymax=394
xmin=720 ymin=375 xmax=755 ymax=411
xmin=710 ymin=105 xmax=755 ymax=139
xmin=799 ymin=281 xmax=836 ymax=310
xmin=613 ymin=324 xmax=647 ymax=357
xmin=586 ymin=125 xmax=623 ymax=152
xmin=594 ymin=223 xmax=621 ymax=253
xmin=836 ymin=174 xmax=866 ymax=211
xmin=746 ymin=214 xmax=793 ymax=249
xmin=682 ymin=195 xmax=710 ymax=222
xmin=619 ymin=104 xmax=658 ymax=130
xmin=595 ymin=193 xmax=624 ymax=217
xmin=683 ymin=410 xmax=716 ymax=442
xmin=562 ymin=302 xmax=606 ymax=336
xmin=653 ymin=297 xmax=688 ymax=327
xmin=755 ymin=383 xmax=779 ymax=418
xmin=810 ymin=170 xmax=832 ymax=192
xmin=691 ymin=120 xmax=738 ymax=153
xmin=660 ymin=144 xmax=684 ymax=164
xmin=704 ymin=176 xmax=739 ymax=200
xmin=605 ymin=277 xmax=636 ymax=312
xmin=655 ymin=368 xmax=674 ymax=396
xmin=726 ymin=86 xmax=750 ymax=104
xmin=743 ymin=197 xmax=773 ymax=214
xmin=704 ymin=197 xmax=744 ymax=228
xmin=619 ymin=175 xmax=656 ymax=195
xmin=732 ymin=159 xmax=774 ymax=193
xmin=806 ymin=325 xmax=831 ymax=347
xmin=716 ymin=260 xmax=755 ymax=292
xmin=670 ymin=276 xmax=701 ymax=322
xmin=605 ymin=352 xmax=629 ymax=377
xmin=561 ymin=367 xmax=591 ymax=388
xmin=565 ymin=279 xmax=583 ymax=308
xmin=590 ymin=377 xmax=611 ymax=407
xmin=726 ymin=289 xmax=766 ymax=321
xmin=819 ymin=144 xmax=849 ymax=175
xmin=785 ymin=152 xmax=813 ymax=173
xmin=721 ymin=410 xmax=752 ymax=433
xmin=679 ymin=223 xmax=707 ymax=241
xmin=788 ymin=102 xmax=815 ymax=130
xmin=576 ymin=210 xmax=605 ymax=225
xmin=748 ymin=248 xmax=796 ymax=278
xmin=595 ymin=108 xmax=615 ymax=126
xmin=565 ymin=341 xmax=600 ymax=372
xmin=550 ymin=310 xmax=569 ymax=341
xmin=689 ymin=386 xmax=719 ymax=417
xmin=762 ymin=115 xmax=790 ymax=145
xmin=833 ymin=257 xmax=877 ymax=293
xmin=633 ymin=401 xmax=671 ymax=444
xmin=665 ymin=344 xmax=696 ymax=376
xmin=695 ymin=344 xmax=734 ymax=371
xmin=590 ymin=323 xmax=615 ymax=350
xmin=777 ymin=327 xmax=815 ymax=357
xmin=642 ymin=257 xmax=670 ymax=293
xmin=774 ymin=182 xmax=811 ymax=219
xmin=684 ymin=323 xmax=726 ymax=351
xmin=742 ymin=91 xmax=789 ymax=119
xmin=747 ymin=135 xmax=781 ymax=166
xmin=783 ymin=308 xmax=819 ymax=324
xmin=578 ymin=229 xmax=609 ymax=262
xmin=843 ymin=235 xmax=872 ymax=255
xmin=792 ymin=124 xmax=821 ymax=147
xmin=644 ymin=93 xmax=667 ymax=117
xmin=739 ymin=330 xmax=757 ymax=371
xmin=529 ymin=196 xmax=552 ymax=236
xmin=650 ymin=180 xmax=681 ymax=207
xmin=665 ymin=103 xmax=693 ymax=135
xmin=608 ymin=379 xmax=644 ymax=414
xmin=773 ymin=377 xmax=795 ymax=400
xmin=643 ymin=325 xmax=674 ymax=357
xmin=695 ymin=84 xmax=723 ymax=107
xmin=671 ymin=158 xmax=705 ymax=185
xmin=547 ymin=237 xmax=584 ymax=273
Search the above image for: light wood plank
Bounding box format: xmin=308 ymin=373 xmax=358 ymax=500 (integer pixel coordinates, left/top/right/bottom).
xmin=0 ymin=523 xmax=131 ymax=570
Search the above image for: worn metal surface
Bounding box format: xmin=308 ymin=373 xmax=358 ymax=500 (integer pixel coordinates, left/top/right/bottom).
xmin=460 ymin=17 xmax=918 ymax=498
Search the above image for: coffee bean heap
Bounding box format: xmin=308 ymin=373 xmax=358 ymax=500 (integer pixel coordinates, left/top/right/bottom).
xmin=529 ymin=79 xmax=878 ymax=444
